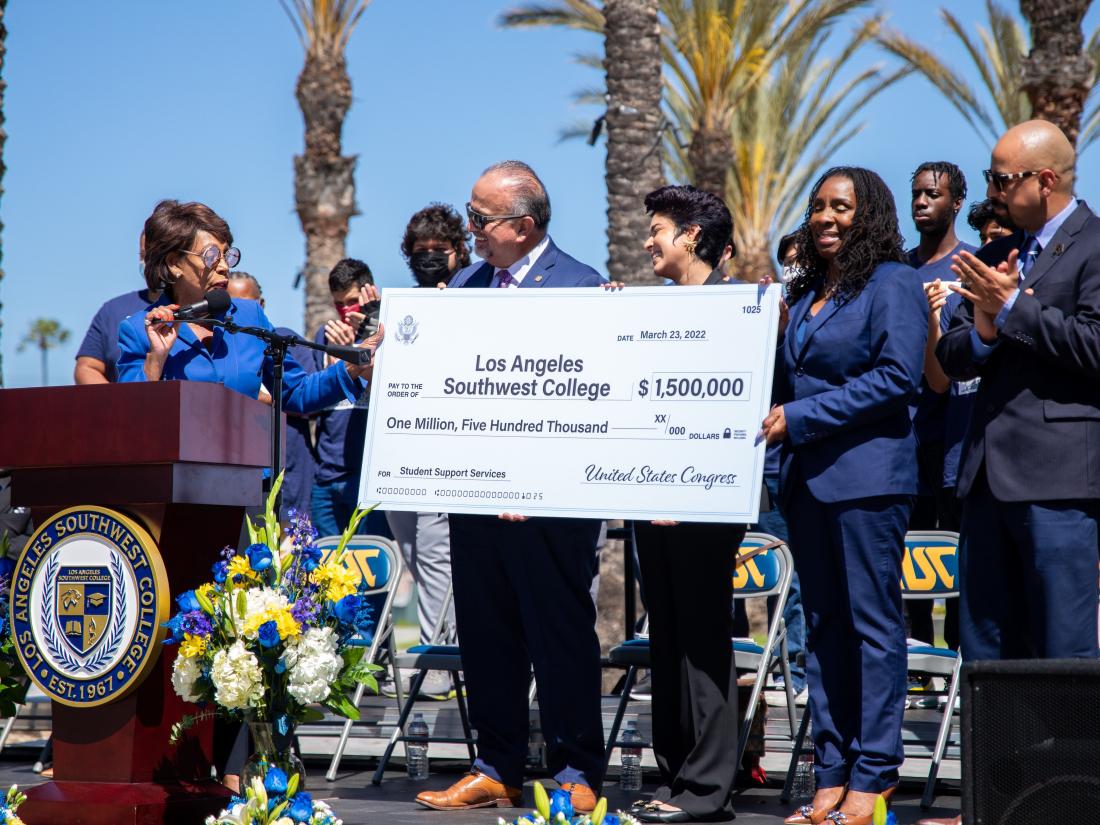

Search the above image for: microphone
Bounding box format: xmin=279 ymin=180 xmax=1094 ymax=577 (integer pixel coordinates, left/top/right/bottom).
xmin=174 ymin=289 xmax=231 ymax=320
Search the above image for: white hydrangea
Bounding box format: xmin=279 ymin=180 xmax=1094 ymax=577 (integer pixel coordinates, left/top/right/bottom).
xmin=284 ymin=626 xmax=342 ymax=705
xmin=237 ymin=587 xmax=292 ymax=639
xmin=210 ymin=640 xmax=264 ymax=710
xmin=171 ymin=654 xmax=204 ymax=702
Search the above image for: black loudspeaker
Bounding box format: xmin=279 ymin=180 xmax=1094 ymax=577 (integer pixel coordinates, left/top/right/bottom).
xmin=962 ymin=658 xmax=1100 ymax=824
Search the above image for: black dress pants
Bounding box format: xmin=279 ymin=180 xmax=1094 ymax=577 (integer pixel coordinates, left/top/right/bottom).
xmin=634 ymin=520 xmax=745 ymax=820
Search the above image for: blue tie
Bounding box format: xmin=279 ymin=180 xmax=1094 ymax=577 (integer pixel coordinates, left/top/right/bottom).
xmin=1019 ymin=235 xmax=1041 ymax=281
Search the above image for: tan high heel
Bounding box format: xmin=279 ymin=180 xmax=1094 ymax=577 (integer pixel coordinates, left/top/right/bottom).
xmin=824 ymin=785 xmax=897 ymax=825
xmin=785 ymin=785 xmax=848 ymax=824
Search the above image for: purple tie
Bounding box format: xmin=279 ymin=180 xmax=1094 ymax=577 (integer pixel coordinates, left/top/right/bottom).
xmin=495 ymin=269 xmax=516 ymax=288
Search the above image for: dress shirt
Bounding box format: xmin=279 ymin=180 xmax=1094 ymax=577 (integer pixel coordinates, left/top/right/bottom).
xmin=493 ymin=234 xmax=550 ymax=287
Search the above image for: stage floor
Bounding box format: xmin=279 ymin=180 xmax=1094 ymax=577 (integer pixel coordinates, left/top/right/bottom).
xmin=0 ymin=760 xmax=962 ymax=825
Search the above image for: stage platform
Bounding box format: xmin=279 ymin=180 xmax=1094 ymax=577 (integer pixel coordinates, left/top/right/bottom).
xmin=0 ymin=691 xmax=962 ymax=824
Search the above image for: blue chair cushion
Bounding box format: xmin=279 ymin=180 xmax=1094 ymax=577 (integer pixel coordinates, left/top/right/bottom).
xmin=907 ymin=645 xmax=957 ymax=658
xmin=609 ymin=638 xmax=651 ymax=666
xmin=733 ymin=640 xmax=765 ymax=655
xmin=396 ymin=644 xmax=463 ymax=670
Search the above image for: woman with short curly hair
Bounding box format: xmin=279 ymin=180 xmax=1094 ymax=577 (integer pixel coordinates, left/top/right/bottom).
xmin=760 ymin=167 xmax=928 ymax=825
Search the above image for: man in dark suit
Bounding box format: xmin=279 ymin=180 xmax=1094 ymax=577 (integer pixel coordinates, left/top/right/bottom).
xmin=415 ymin=161 xmax=607 ymax=813
xmin=937 ymin=119 xmax=1100 ymax=662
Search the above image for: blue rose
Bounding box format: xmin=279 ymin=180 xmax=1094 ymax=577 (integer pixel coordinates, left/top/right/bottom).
xmin=246 ymin=543 xmax=273 ymax=572
xmin=287 ymin=791 xmax=313 ymax=823
xmin=257 ymin=620 xmax=281 ymax=649
xmin=298 ymin=544 xmax=322 ymax=572
xmin=163 ymin=613 xmax=185 ymax=643
xmin=885 ymin=814 xmax=897 ymax=825
xmin=331 ymin=594 xmax=363 ymax=626
xmin=549 ymin=789 xmax=574 ymax=820
xmin=212 ymin=560 xmax=228 ymax=584
xmin=263 ymin=765 xmax=288 ymax=795
xmin=176 ymin=590 xmax=202 ymax=613
xmin=604 ymin=815 xmax=620 ymax=825
xmin=0 ymin=557 xmax=15 ymax=581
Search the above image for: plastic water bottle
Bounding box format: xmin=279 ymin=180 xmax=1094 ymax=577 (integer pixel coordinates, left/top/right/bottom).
xmin=406 ymin=713 xmax=430 ymax=780
xmin=791 ymin=721 xmax=815 ymax=804
xmin=527 ymin=716 xmax=546 ymax=769
xmin=620 ymin=719 xmax=643 ymax=791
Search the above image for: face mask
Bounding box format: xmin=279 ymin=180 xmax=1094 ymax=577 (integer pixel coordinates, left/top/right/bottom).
xmin=410 ymin=250 xmax=453 ymax=287
xmin=337 ymin=303 xmax=361 ymax=323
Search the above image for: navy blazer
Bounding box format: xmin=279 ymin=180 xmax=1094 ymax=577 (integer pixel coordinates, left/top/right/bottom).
xmin=448 ymin=237 xmax=606 ymax=289
xmin=936 ymin=201 xmax=1100 ymax=501
xmin=118 ymin=296 xmax=363 ymax=414
xmin=776 ymin=261 xmax=928 ymax=504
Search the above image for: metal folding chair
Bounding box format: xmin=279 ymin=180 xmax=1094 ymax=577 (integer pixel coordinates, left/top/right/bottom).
xmin=901 ymin=529 xmax=962 ymax=809
xmin=318 ymin=534 xmax=405 ymax=782
xmin=602 ymin=531 xmax=797 ymax=775
xmin=371 ymin=582 xmax=477 ymax=785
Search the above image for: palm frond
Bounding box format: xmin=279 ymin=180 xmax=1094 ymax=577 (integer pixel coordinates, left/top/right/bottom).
xmin=498 ymin=0 xmax=604 ymax=32
xmin=280 ymin=0 xmax=372 ymax=57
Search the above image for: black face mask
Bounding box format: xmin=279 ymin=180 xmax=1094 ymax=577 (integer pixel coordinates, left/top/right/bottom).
xmin=410 ymin=250 xmax=453 ymax=287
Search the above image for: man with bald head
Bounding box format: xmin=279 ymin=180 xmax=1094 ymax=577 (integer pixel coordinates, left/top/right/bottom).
xmin=937 ymin=120 xmax=1100 ymax=662
xmin=414 ymin=161 xmax=607 ymax=813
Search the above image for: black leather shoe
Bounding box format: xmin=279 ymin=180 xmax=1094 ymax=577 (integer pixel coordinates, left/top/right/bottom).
xmin=636 ymin=809 xmax=693 ymax=823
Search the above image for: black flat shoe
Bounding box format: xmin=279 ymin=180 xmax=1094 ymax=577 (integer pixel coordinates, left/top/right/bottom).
xmin=636 ymin=809 xmax=693 ymax=823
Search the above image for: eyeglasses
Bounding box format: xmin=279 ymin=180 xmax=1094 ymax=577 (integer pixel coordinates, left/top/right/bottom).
xmin=465 ymin=202 xmax=527 ymax=231
xmin=983 ymin=169 xmax=1044 ymax=192
xmin=180 ymin=244 xmax=242 ymax=269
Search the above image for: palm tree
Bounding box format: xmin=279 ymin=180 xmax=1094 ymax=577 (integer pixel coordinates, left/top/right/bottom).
xmin=18 ymin=319 xmax=69 ymax=386
xmin=705 ymin=18 xmax=909 ymax=281
xmin=0 ymin=0 xmax=7 ymax=387
xmin=1020 ymin=0 xmax=1095 ymax=145
xmin=280 ymin=0 xmax=370 ymax=338
xmin=871 ymin=0 xmax=1100 ymax=150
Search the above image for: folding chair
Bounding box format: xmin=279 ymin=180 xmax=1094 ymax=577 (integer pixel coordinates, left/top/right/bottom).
xmin=370 ymin=581 xmax=477 ymax=785
xmin=318 ymin=534 xmax=405 ymax=782
xmin=901 ymin=529 xmax=961 ymax=809
xmin=602 ymin=531 xmax=796 ymax=775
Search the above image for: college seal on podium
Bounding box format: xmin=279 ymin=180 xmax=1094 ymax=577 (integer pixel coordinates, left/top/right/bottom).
xmin=9 ymin=506 xmax=169 ymax=707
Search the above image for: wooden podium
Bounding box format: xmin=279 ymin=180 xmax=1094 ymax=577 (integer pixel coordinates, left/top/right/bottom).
xmin=0 ymin=381 xmax=271 ymax=824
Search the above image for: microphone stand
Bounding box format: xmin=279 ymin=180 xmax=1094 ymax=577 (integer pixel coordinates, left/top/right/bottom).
xmin=188 ymin=315 xmax=371 ymax=518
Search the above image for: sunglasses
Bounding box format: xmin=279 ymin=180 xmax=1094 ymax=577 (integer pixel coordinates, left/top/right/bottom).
xmin=180 ymin=244 xmax=242 ymax=269
xmin=982 ymin=169 xmax=1043 ymax=193
xmin=465 ymin=202 xmax=527 ymax=231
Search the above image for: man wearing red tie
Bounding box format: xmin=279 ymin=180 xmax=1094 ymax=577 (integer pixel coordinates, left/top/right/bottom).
xmin=414 ymin=161 xmax=607 ymax=813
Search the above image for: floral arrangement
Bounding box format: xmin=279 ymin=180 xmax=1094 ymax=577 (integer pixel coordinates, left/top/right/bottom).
xmin=167 ymin=475 xmax=381 ymax=736
xmin=0 ymin=534 xmax=29 ymax=719
xmin=205 ymin=767 xmax=340 ymax=825
xmin=499 ymin=782 xmax=638 ymax=825
xmin=0 ymin=785 xmax=26 ymax=825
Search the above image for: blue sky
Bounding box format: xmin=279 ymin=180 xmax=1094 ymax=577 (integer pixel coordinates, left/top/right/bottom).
xmin=2 ymin=0 xmax=1099 ymax=387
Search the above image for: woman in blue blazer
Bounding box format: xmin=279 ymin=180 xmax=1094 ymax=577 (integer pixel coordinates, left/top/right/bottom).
xmin=761 ymin=168 xmax=927 ymax=825
xmin=117 ymin=199 xmax=374 ymax=405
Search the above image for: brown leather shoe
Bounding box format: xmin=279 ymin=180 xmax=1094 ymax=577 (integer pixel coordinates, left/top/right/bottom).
xmin=414 ymin=771 xmax=522 ymax=810
xmin=917 ymin=818 xmax=961 ymax=825
xmin=560 ymin=782 xmax=597 ymax=814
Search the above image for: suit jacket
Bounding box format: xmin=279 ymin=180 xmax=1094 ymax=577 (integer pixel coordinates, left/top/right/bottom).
xmin=776 ymin=261 xmax=928 ymax=504
xmin=936 ymin=201 xmax=1100 ymax=501
xmin=448 ymin=237 xmax=606 ymax=289
xmin=118 ymin=296 xmax=363 ymax=415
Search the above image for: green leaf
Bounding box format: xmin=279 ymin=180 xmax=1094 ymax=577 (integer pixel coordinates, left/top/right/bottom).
xmin=534 ymin=781 xmax=550 ymax=822
xmin=332 ymin=504 xmax=376 ymax=564
xmin=591 ymin=797 xmax=607 ymax=825
xmin=264 ymin=471 xmax=285 ymax=553
xmin=195 ymin=589 xmax=215 ymax=615
xmin=236 ymin=590 xmax=247 ymax=620
xmin=324 ymin=692 xmax=360 ymax=720
xmin=285 ymin=772 xmax=300 ymax=798
xmin=270 ymin=800 xmax=289 ymax=820
xmin=298 ymin=707 xmax=325 ymax=723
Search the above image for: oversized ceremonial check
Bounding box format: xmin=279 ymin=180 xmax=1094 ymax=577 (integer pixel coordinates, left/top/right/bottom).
xmin=359 ymin=284 xmax=781 ymax=522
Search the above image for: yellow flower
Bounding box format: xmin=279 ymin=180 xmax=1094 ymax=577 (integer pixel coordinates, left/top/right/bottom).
xmin=310 ymin=562 xmax=359 ymax=602
xmin=242 ymin=606 xmax=301 ymax=641
xmin=227 ymin=556 xmax=258 ymax=583
xmin=179 ymin=634 xmax=207 ymax=658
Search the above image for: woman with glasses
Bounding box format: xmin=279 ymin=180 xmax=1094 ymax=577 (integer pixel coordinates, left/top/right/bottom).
xmin=117 ymin=199 xmax=375 ymax=408
xmin=628 ymin=184 xmax=745 ymax=825
xmin=761 ymin=168 xmax=926 ymax=825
